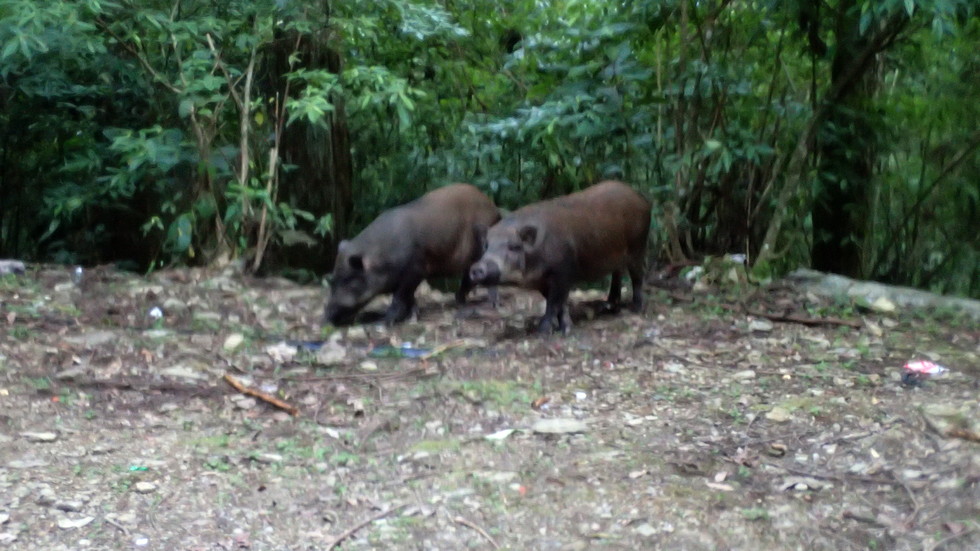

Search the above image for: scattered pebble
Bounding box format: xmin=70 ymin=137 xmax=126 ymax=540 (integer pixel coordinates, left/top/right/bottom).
xmin=316 ymin=335 xmax=346 ymax=366
xmin=232 ymin=396 xmax=258 ymax=410
xmin=663 ymin=361 xmax=685 ymax=374
xmin=766 ymin=407 xmax=791 ymax=423
xmin=134 ymin=482 xmax=157 ymax=494
xmin=869 ymin=296 xmax=897 ymax=313
xmin=472 ymin=471 xmax=518 ymax=484
xmin=633 ymin=523 xmax=657 ymax=537
xmin=7 ymin=459 xmax=49 ymax=469
xmin=749 ymin=319 xmax=774 ymax=332
xmin=266 ymin=341 xmax=298 ymax=363
xmin=531 ymin=418 xmax=589 ymax=434
xmin=358 ymin=361 xmax=378 ymax=372
xmin=160 ymin=365 xmax=208 ymax=381
xmin=251 ymin=453 xmax=284 ymax=464
xmin=57 ymin=516 xmax=94 ymax=529
xmin=21 ymin=432 xmax=58 ymax=443
xmin=54 ymin=501 xmax=84 ymax=513
xmin=223 ymin=333 xmax=245 ymax=352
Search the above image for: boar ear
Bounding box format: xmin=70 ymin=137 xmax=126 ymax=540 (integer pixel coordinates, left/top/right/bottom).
xmin=518 ymin=224 xmax=541 ymax=247
xmin=347 ymin=254 xmax=364 ymax=271
xmin=348 ymin=254 xmax=373 ymax=272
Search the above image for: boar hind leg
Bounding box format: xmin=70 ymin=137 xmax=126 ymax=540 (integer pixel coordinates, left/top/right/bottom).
xmin=385 ymin=273 xmax=424 ymax=325
xmin=627 ymin=259 xmax=645 ymax=313
xmin=603 ymin=271 xmax=624 ymax=313
xmin=455 ymin=271 xmax=475 ymax=304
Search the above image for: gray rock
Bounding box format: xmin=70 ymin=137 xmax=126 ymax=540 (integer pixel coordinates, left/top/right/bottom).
xmin=634 ymin=523 xmax=658 ymax=537
xmin=54 ymin=501 xmax=85 ymax=513
xmin=251 ymin=453 xmax=284 ymax=464
xmin=7 ymin=458 xmax=49 ymax=469
xmin=531 ymin=418 xmax=589 ymax=434
xmin=20 ymin=432 xmax=58 ymax=443
xmin=134 ymin=482 xmax=157 ymax=494
xmin=56 ymin=516 xmax=94 ymax=529
xmin=63 ymin=331 xmax=117 ymax=348
xmin=0 ymin=260 xmax=26 ymax=275
xmin=159 ymin=365 xmax=208 ymax=381
xmin=223 ymin=333 xmax=246 ymax=352
xmin=766 ymin=407 xmax=791 ymax=423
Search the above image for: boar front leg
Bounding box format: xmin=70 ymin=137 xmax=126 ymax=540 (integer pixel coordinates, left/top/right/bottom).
xmin=385 ymin=271 xmax=424 ymax=325
xmin=537 ymin=278 xmax=572 ymax=335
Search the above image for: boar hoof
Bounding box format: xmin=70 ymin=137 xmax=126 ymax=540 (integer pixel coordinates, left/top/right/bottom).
xmin=600 ymin=301 xmax=621 ymax=315
xmin=383 ymin=306 xmax=414 ymax=326
xmin=535 ymin=317 xmax=558 ymax=335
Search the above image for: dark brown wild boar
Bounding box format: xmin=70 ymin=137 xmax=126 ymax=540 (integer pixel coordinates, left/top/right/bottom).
xmin=469 ymin=180 xmax=650 ymax=334
xmin=324 ymin=183 xmax=501 ymax=326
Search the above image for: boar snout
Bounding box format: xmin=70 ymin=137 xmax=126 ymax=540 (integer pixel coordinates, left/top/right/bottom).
xmin=469 ymin=260 xmax=500 ymax=285
xmin=324 ymin=304 xmax=357 ymax=327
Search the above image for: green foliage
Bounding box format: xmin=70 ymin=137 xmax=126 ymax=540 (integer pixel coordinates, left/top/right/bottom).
xmin=0 ymin=0 xmax=975 ymax=295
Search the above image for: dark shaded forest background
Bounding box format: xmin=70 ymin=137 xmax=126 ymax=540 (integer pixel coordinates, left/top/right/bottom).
xmin=0 ymin=0 xmax=977 ymax=296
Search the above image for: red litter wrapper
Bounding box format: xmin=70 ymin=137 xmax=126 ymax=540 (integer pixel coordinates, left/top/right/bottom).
xmin=901 ymin=360 xmax=949 ymax=385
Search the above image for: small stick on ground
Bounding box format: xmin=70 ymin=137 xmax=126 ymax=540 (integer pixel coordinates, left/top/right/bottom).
xmin=841 ymin=510 xmax=887 ymax=527
xmin=223 ymin=373 xmax=299 ymax=416
xmin=746 ymin=308 xmax=862 ymax=328
xmin=420 ymin=339 xmax=469 ymax=360
xmin=925 ymin=528 xmax=977 ymax=551
xmin=764 ymin=461 xmax=898 ymax=486
xmin=946 ymin=427 xmax=980 ymax=443
xmin=453 ymin=515 xmax=500 ymax=549
xmin=102 ymin=516 xmax=130 ymax=535
xmin=326 ymin=504 xmax=407 ymax=550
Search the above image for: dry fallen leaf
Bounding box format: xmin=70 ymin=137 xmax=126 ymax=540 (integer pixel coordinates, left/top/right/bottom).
xmin=531 ymin=396 xmax=551 ymax=410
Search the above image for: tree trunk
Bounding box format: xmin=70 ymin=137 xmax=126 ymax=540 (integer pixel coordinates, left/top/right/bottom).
xmin=810 ymin=0 xmax=877 ymax=277
xmin=264 ymin=13 xmax=352 ymax=274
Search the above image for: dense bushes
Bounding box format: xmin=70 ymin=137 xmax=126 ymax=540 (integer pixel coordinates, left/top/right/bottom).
xmin=0 ymin=0 xmax=976 ymax=296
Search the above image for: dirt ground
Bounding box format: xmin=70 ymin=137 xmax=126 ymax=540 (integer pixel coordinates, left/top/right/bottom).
xmin=0 ymin=265 xmax=977 ymax=551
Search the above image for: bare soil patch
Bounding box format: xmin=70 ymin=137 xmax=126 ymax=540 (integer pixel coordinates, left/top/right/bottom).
xmin=0 ymin=266 xmax=977 ymax=550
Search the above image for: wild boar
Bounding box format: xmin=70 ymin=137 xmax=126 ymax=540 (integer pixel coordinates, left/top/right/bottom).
xmin=469 ymin=180 xmax=650 ymax=334
xmin=324 ymin=183 xmax=501 ymax=326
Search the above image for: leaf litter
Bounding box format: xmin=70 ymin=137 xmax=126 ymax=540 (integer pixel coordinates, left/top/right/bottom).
xmin=0 ymin=265 xmax=977 ymax=550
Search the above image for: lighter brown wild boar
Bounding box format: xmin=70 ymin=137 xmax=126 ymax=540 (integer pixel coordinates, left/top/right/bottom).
xmin=469 ymin=180 xmax=650 ymax=334
xmin=324 ymin=184 xmax=501 ymax=326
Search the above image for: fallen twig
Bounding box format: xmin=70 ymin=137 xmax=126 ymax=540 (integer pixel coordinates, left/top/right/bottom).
xmin=453 ymin=515 xmax=500 ymax=549
xmin=102 ymin=516 xmax=130 ymax=535
xmin=747 ymin=308 xmax=862 ymax=328
xmin=326 ymin=504 xmax=407 ymax=550
xmin=285 ymin=366 xmax=431 ymax=383
xmin=920 ymin=412 xmax=980 ymax=443
xmin=925 ymin=528 xmax=977 ymax=551
xmin=946 ymin=427 xmax=980 ymax=443
xmin=420 ymin=339 xmax=473 ymax=360
xmin=763 ymin=461 xmax=898 ymax=486
xmin=223 ymin=373 xmax=299 ymax=416
xmin=841 ymin=510 xmax=887 ymax=527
